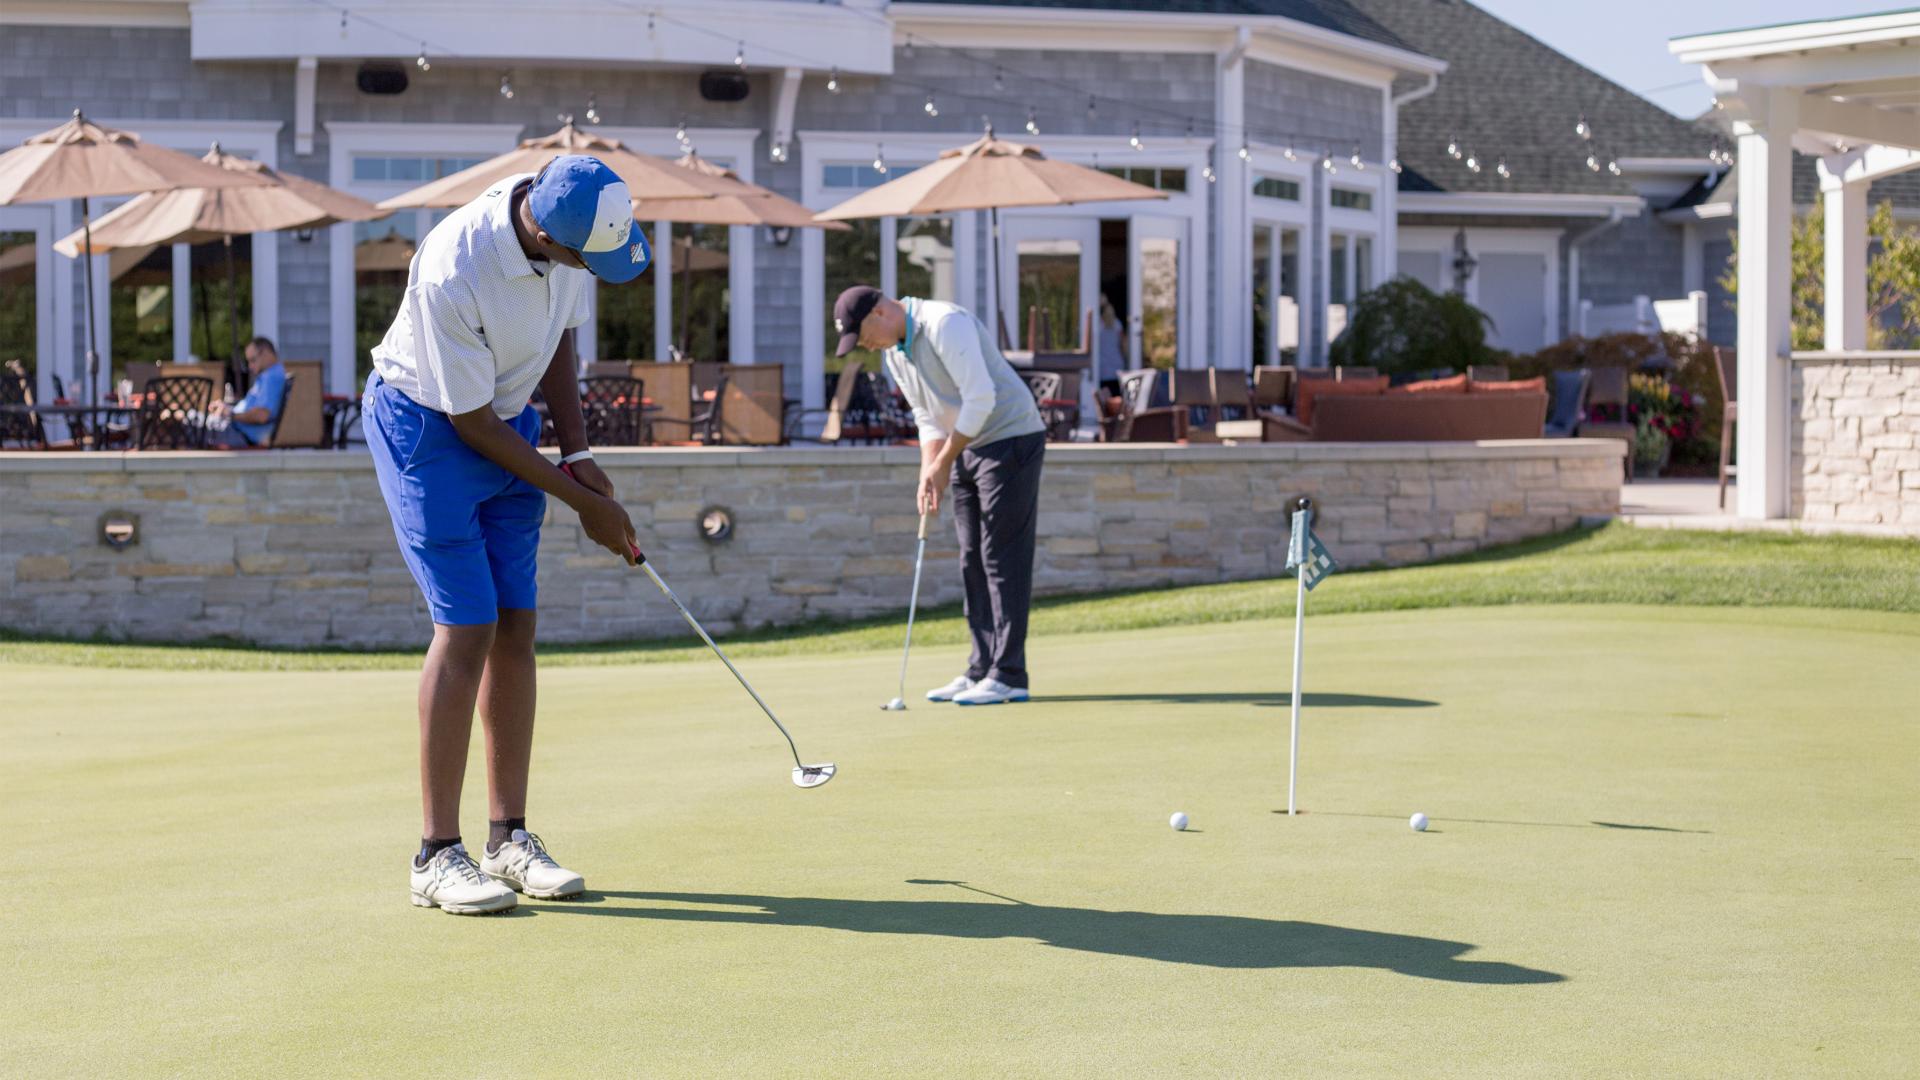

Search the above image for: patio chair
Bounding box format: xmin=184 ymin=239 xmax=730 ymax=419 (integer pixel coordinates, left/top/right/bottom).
xmin=0 ymin=365 xmax=42 ymax=449
xmin=1337 ymin=366 xmax=1378 ymax=381
xmin=788 ymin=362 xmax=865 ymax=444
xmin=1713 ymin=346 xmax=1738 ymax=509
xmin=1253 ymin=366 xmax=1295 ymax=415
xmin=1171 ymin=369 xmax=1217 ymax=431
xmin=1103 ymin=369 xmax=1188 ymax=442
xmin=136 ymin=375 xmax=216 ymax=450
xmin=1020 ymin=370 xmax=1077 ymax=441
xmin=1210 ymin=368 xmax=1255 ymax=422
xmin=579 ymin=376 xmax=648 ymax=446
xmin=650 ymin=373 xmax=727 ymax=446
xmin=1467 ymin=364 xmax=1510 ymax=383
xmin=1578 ymin=367 xmax=1633 ymax=481
xmin=1543 ymin=369 xmax=1591 ymax=438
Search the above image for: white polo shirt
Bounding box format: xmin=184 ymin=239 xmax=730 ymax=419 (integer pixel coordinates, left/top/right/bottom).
xmin=371 ymin=173 xmax=593 ymax=418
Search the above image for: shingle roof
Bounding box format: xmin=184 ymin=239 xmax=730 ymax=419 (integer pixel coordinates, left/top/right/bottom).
xmin=1340 ymin=0 xmax=1713 ymax=197
xmin=907 ymin=0 xmax=1414 ymax=52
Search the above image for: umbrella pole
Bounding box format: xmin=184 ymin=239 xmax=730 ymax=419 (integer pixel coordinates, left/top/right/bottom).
xmin=991 ymin=205 xmax=1011 ymax=352
xmin=224 ymin=235 xmax=242 ymax=393
xmin=81 ymin=196 xmax=100 ymax=410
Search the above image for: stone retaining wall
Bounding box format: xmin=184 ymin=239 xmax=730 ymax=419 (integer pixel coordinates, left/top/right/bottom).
xmin=0 ymin=441 xmax=1623 ymax=648
xmin=1791 ymin=354 xmax=1920 ymax=528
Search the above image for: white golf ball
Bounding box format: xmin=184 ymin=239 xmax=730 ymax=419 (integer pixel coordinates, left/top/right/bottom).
xmin=1170 ymin=812 xmax=1189 ymax=831
xmin=1410 ymin=812 xmax=1429 ymax=832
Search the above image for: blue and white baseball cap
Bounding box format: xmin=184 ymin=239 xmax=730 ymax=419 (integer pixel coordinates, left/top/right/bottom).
xmin=528 ymin=155 xmax=651 ymax=283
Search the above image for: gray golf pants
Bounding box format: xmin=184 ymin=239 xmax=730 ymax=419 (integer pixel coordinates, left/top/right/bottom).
xmin=949 ymin=431 xmax=1046 ymax=690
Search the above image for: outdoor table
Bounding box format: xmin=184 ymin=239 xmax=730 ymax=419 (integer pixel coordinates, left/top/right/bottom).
xmin=0 ymin=401 xmax=140 ymax=450
xmin=322 ymin=395 xmax=361 ymax=449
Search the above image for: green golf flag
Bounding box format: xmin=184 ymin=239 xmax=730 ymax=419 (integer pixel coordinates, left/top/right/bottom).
xmin=1286 ymin=508 xmax=1338 ymax=591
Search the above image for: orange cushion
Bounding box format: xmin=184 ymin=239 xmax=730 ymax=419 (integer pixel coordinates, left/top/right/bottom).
xmin=1296 ymin=376 xmax=1388 ymax=426
xmin=1468 ymin=376 xmax=1547 ymax=394
xmin=1389 ymin=374 xmax=1468 ymax=395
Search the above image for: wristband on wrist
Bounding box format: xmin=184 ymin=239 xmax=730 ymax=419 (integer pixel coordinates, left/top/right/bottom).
xmin=559 ymin=450 xmax=596 ymax=467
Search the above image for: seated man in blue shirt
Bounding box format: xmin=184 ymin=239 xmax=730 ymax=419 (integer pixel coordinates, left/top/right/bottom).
xmin=209 ymin=336 xmax=288 ymax=447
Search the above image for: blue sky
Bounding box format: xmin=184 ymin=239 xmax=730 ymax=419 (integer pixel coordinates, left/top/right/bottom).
xmin=1470 ymin=1 xmax=1898 ymax=118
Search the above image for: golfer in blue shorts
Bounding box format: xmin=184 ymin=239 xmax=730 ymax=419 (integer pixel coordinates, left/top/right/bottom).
xmin=365 ymin=156 xmax=650 ymax=915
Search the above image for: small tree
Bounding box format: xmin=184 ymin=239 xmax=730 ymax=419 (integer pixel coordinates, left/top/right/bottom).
xmin=1328 ymin=277 xmax=1496 ymax=375
xmin=1720 ymin=200 xmax=1920 ymax=350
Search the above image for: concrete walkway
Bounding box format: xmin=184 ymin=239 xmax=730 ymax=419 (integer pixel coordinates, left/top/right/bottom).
xmin=1617 ymin=479 xmax=1919 ymax=539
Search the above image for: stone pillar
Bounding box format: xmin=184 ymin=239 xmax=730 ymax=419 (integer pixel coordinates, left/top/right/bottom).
xmin=1821 ymin=162 xmax=1869 ymax=352
xmin=1733 ymin=88 xmax=1798 ymax=520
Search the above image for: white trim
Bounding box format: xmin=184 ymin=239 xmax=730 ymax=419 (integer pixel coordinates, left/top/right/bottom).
xmin=0 ymin=1 xmax=188 ymax=28
xmin=1670 ymin=11 xmax=1920 ymax=64
xmin=324 ymin=121 xmax=525 ymax=393
xmin=1615 ymin=157 xmax=1718 ymax=174
xmin=293 ymin=57 xmax=317 ymax=157
xmin=1397 ymin=191 xmax=1646 ymax=218
xmin=0 ymin=205 xmax=59 ymax=403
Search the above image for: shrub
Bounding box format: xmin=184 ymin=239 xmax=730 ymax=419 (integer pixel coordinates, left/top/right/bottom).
xmin=1508 ymin=331 xmax=1724 ymax=466
xmin=1329 ymin=278 xmax=1497 ymax=376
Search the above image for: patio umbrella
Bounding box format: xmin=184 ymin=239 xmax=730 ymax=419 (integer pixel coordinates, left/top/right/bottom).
xmin=0 ymin=111 xmax=272 ymax=406
xmin=814 ymin=127 xmax=1164 ymax=346
xmin=630 ymin=151 xmax=846 ymax=356
xmin=378 ymin=120 xmax=746 ymax=210
xmin=354 ymin=231 xmax=417 ymax=274
xmin=54 ymin=144 xmax=388 ymax=381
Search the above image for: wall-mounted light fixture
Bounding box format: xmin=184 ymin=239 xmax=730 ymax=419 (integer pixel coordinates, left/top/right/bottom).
xmin=99 ymin=511 xmax=139 ymax=550
xmin=698 ymin=506 xmax=735 ymax=544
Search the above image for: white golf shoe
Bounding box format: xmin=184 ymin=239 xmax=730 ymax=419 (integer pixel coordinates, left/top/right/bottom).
xmin=410 ymin=844 xmax=517 ymax=915
xmin=481 ymin=830 xmax=585 ymax=900
xmin=925 ymin=675 xmax=975 ymax=702
xmin=952 ymin=678 xmax=1030 ymax=706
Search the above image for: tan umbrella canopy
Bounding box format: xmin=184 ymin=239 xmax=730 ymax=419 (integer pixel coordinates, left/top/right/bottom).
xmin=379 ymin=121 xmax=749 ymax=210
xmin=631 ymin=151 xmax=851 ymax=230
xmin=0 ymin=112 xmax=274 ymax=404
xmin=354 ymin=231 xmax=417 ymax=274
xmin=815 ymin=130 xmax=1164 ymax=344
xmin=53 ymin=144 xmax=386 ymax=255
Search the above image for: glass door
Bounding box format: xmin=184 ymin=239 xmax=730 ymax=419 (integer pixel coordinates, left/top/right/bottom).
xmin=1000 ymin=216 xmax=1099 ymax=353
xmin=1128 ymin=215 xmax=1185 ymax=369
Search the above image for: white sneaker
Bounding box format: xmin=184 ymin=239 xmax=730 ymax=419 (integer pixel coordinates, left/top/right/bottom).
xmin=926 ymin=675 xmax=975 ymax=702
xmin=952 ymin=678 xmax=1030 ymax=706
xmin=480 ymin=830 xmax=585 ymax=900
xmin=410 ymin=843 xmax=518 ymax=915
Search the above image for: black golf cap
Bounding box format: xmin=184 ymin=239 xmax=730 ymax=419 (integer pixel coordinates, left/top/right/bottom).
xmin=833 ymin=285 xmax=884 ymax=357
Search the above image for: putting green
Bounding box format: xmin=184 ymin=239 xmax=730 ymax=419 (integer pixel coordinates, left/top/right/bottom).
xmin=5 ymin=605 xmax=1916 ymax=1077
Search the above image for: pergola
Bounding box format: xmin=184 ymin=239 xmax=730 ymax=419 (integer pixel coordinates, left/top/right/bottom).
xmin=1672 ymin=11 xmax=1920 ymax=520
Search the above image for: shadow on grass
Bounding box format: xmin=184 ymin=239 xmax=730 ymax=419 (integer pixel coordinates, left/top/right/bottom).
xmin=1299 ymin=811 xmax=1709 ymax=834
xmin=538 ymin=890 xmax=1564 ymax=984
xmin=1039 ymin=692 xmax=1437 ymax=708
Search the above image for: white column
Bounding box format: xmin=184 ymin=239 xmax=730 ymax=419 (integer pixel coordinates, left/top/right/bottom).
xmin=653 ymin=219 xmax=672 ymax=361
xmin=1215 ymin=31 xmax=1248 ymax=370
xmin=172 ymin=243 xmax=192 ymax=360
xmin=1822 ymin=173 xmax=1868 ymax=352
xmin=293 ymin=57 xmax=317 ymax=157
xmin=1681 ymin=222 xmax=1702 ymax=294
xmin=328 ymin=222 xmax=354 ymax=394
xmin=1733 ymin=88 xmax=1798 ymax=520
xmin=253 ymin=231 xmax=279 ymax=351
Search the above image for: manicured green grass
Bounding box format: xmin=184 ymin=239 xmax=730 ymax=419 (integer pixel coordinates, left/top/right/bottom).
xmin=4 ymin=523 xmax=1917 ymax=672
xmin=5 ymin=606 xmax=1916 ymax=1076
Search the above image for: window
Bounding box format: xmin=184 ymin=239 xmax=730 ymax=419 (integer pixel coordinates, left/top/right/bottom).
xmin=1252 ymin=176 xmax=1300 ymax=201
xmin=354 ymin=217 xmax=416 ymax=380
xmin=824 ymin=163 xmax=909 ymax=190
xmin=1331 ymin=188 xmax=1372 ymax=211
xmin=0 ymin=231 xmax=36 ymax=380
xmin=351 ymin=156 xmax=487 ymax=184
xmin=1251 ymin=223 xmax=1303 ymax=365
xmin=1098 ymin=166 xmax=1187 ymax=193
xmin=669 ymin=222 xmax=730 ymax=362
xmin=824 ymin=219 xmax=882 ymax=371
xmin=109 ymin=246 xmax=174 ymax=367
xmin=896 ymin=217 xmax=955 ymax=303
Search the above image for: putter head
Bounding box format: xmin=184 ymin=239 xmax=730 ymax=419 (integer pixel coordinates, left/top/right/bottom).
xmin=882 ymin=698 xmax=906 ymax=711
xmin=792 ymin=763 xmax=836 ymax=789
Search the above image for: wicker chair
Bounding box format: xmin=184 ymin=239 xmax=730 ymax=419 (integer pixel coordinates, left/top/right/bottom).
xmin=136 ymin=376 xmax=216 ymax=450
xmin=579 ymin=376 xmax=648 ymax=446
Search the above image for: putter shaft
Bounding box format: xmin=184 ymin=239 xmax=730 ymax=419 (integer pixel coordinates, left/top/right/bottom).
xmin=894 ymin=512 xmax=931 ymax=706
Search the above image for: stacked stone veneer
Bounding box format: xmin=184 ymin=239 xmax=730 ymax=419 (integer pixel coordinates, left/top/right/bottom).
xmin=1791 ymin=355 xmax=1920 ymax=528
xmin=0 ymin=442 xmax=1622 ymax=648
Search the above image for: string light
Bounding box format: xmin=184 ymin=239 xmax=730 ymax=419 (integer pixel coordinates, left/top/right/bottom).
xmin=415 ymin=44 xmax=430 ymax=71
xmin=1202 ymin=157 xmax=1216 ymax=184
xmin=873 ymin=142 xmax=888 ymax=174
xmin=1575 ymin=114 xmax=1591 ymax=140
xmin=1388 ymin=157 xmax=1402 ymax=174
xmin=1238 ymin=141 xmax=1251 ymax=162
xmin=585 ymin=92 xmax=600 ymax=124
xmin=923 ymin=93 xmax=939 ymax=118
xmin=1586 ymin=153 xmax=1601 ymax=172
xmin=1606 ymin=158 xmax=1621 ymax=176
xmin=1025 ymin=107 xmax=1039 ymax=136
xmin=904 ymin=34 xmax=913 ymax=59
xmin=1129 ymin=123 xmax=1143 ymax=150
xmin=1349 ymin=145 xmax=1364 ymax=170
xmin=1465 ymin=149 xmax=1480 ymax=173
xmin=338 ymin=8 xmax=348 ymax=38
xmin=498 ymin=72 xmax=514 ymax=99
xmin=647 ymin=12 xmax=654 ymax=35
xmin=1321 ymin=153 xmax=1336 ymax=174
xmin=733 ymin=41 xmax=745 ymax=68
xmin=1446 ymin=135 xmax=1461 ymax=160
xmin=826 ymin=67 xmax=840 ymax=94
xmin=1087 ymin=96 xmax=1097 ymax=122
xmin=675 ymin=116 xmax=688 ymax=144
xmin=1283 ymin=142 xmax=1297 ymax=162
xmin=1495 ymin=156 xmax=1511 ymax=179
xmin=994 ymin=67 xmax=1005 ymax=93
xmin=770 ymin=141 xmax=788 ymax=163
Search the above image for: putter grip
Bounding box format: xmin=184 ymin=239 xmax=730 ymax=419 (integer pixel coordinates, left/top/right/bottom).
xmin=559 ymin=461 xmax=646 ymax=565
xmin=918 ymin=512 xmax=930 ymax=540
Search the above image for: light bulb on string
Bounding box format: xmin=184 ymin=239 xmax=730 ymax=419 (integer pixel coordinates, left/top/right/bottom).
xmin=1575 ymin=114 xmax=1591 ymax=140
xmin=1129 ymin=123 xmax=1143 ymax=151
xmin=771 ymin=141 xmax=787 ymax=163
xmin=1238 ymin=141 xmax=1251 ymax=161
xmin=1495 ymin=157 xmax=1511 ymax=179
xmin=499 ymin=72 xmax=514 ymax=99
xmin=647 ymin=12 xmax=654 ymax=36
xmin=1586 ymin=153 xmax=1601 ymax=172
xmin=923 ymin=93 xmax=939 ymax=118
xmin=826 ymin=68 xmax=840 ymax=94
xmin=1388 ymin=156 xmax=1402 ymax=174
xmin=873 ymin=143 xmax=888 ymax=174
xmin=675 ymin=116 xmax=688 ymax=144
xmin=1202 ymin=156 xmax=1217 ymax=184
xmin=994 ymin=68 xmax=1005 ymax=93
xmin=1606 ymin=158 xmax=1621 ymax=176
xmin=1025 ymin=108 xmax=1039 ymax=136
xmin=1087 ymin=96 xmax=1097 ymax=122
xmin=1283 ymin=142 xmax=1297 ymax=162
xmin=904 ymin=34 xmax=913 ymax=59
xmin=416 ymin=45 xmax=430 ymax=71
xmin=1446 ymin=135 xmax=1460 ymax=160
xmin=734 ymin=42 xmax=745 ymax=68
xmin=585 ymin=93 xmax=600 ymax=124
xmin=338 ymin=8 xmax=348 ymax=38
xmin=1321 ymin=153 xmax=1336 ymax=174
xmin=1350 ymin=144 xmax=1364 ymax=170
xmin=1465 ymin=149 xmax=1480 ymax=173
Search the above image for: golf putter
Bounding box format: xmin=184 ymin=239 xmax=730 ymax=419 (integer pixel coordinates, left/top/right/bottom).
xmin=882 ymin=511 xmax=932 ymax=711
xmin=561 ymin=462 xmax=834 ymax=788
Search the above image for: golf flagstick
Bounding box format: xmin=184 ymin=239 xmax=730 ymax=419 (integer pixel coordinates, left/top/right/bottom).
xmin=884 ymin=511 xmax=932 ymax=711
xmin=1285 ymin=497 xmax=1312 ymax=816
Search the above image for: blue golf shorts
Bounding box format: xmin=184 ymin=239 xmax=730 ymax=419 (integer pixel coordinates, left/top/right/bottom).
xmin=365 ymin=374 xmax=545 ymax=626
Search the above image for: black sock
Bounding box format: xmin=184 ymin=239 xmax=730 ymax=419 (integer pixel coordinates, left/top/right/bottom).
xmin=415 ymin=836 xmax=461 ymax=868
xmin=487 ymin=818 xmax=526 ymax=855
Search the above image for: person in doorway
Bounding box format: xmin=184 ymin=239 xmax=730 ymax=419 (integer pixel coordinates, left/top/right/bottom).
xmin=365 ymin=155 xmax=650 ymax=915
xmin=207 ymin=336 xmax=287 ymax=447
xmin=833 ymin=285 xmax=1047 ymax=706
